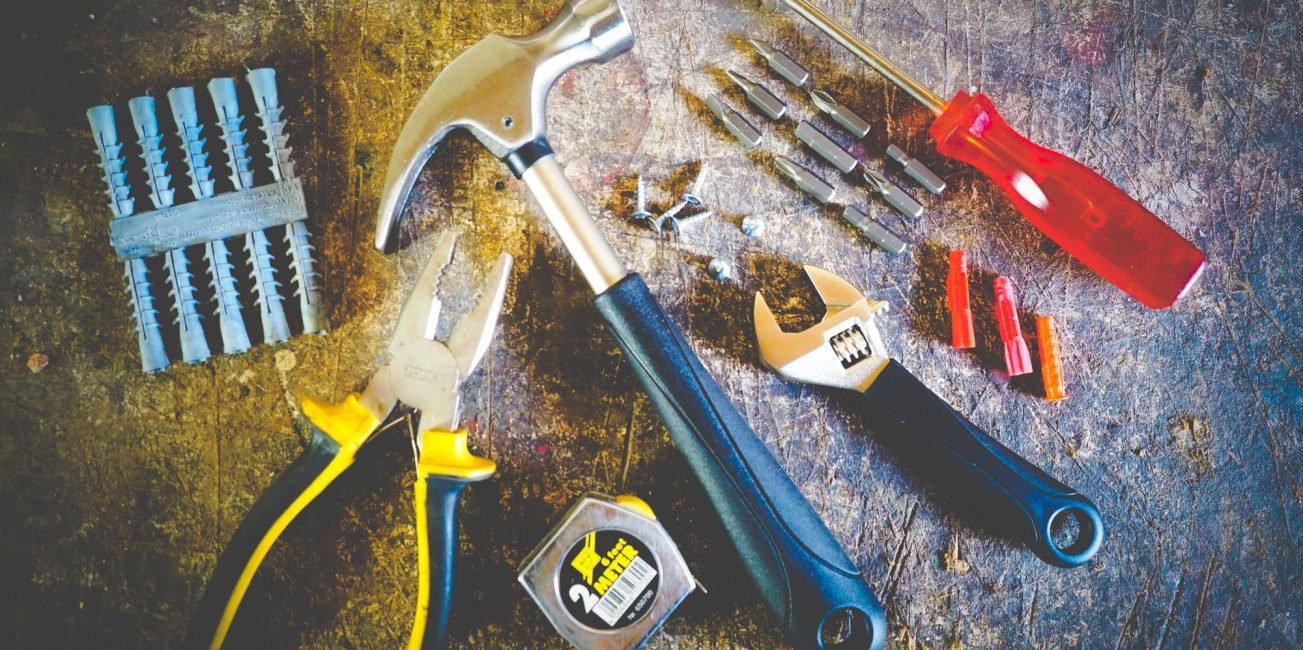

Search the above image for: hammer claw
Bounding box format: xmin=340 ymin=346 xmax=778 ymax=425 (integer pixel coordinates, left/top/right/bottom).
xmin=375 ymin=1 xmax=633 ymax=252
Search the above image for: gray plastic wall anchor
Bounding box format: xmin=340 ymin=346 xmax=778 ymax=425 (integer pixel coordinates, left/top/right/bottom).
xmin=247 ymin=230 xmax=290 ymax=343
xmin=285 ymin=220 xmax=325 ymax=334
xmin=130 ymin=96 xmax=211 ymax=364
xmin=208 ymin=77 xmax=290 ymax=343
xmin=166 ymin=87 xmax=216 ymax=200
xmin=246 ymin=68 xmax=296 ymax=181
xmin=124 ymin=258 xmax=169 ymax=372
xmin=205 ymin=238 xmax=251 ymax=353
xmin=249 ymin=68 xmax=323 ymax=334
xmin=87 ymin=105 xmax=169 ymax=372
xmin=207 ymin=78 xmax=256 ymax=191
xmin=170 ymin=86 xmax=251 ymax=355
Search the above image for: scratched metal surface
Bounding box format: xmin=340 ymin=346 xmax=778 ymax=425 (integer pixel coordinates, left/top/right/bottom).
xmin=0 ymin=0 xmax=1299 ymax=648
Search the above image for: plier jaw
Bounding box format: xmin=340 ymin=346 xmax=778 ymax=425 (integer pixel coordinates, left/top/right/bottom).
xmin=356 ymin=231 xmax=513 ymax=437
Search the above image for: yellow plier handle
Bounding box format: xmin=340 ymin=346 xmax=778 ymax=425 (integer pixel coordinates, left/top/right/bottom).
xmin=408 ymin=429 xmax=496 ymax=650
xmin=183 ymin=395 xmax=377 ymax=650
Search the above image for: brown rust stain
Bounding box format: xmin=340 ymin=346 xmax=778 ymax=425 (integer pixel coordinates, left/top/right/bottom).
xmin=1169 ymin=415 xmax=1215 ymax=481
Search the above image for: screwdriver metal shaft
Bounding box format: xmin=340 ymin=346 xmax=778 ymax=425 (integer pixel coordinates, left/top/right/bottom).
xmin=777 ymin=0 xmax=945 ymax=113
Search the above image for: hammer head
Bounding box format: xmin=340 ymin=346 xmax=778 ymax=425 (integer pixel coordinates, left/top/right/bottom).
xmin=376 ymin=0 xmax=634 ymax=251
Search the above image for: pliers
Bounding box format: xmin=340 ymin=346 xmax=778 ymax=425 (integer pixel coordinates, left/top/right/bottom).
xmin=754 ymin=266 xmax=1104 ymax=568
xmin=184 ymin=232 xmax=512 ymax=649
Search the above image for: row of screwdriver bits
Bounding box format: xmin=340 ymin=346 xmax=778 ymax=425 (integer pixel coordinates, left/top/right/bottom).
xmin=707 ymin=38 xmax=948 ymax=254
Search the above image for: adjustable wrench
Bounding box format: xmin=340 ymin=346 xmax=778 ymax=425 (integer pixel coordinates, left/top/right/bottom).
xmin=754 ymin=266 xmax=1104 ymax=568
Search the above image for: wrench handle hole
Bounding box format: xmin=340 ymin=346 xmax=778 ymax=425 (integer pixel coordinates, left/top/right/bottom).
xmin=1050 ymin=507 xmax=1094 ymax=556
xmin=818 ymin=607 xmax=874 ymax=649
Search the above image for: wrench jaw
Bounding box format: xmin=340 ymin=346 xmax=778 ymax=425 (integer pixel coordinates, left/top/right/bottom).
xmin=754 ymin=267 xmax=893 ymax=393
xmin=375 ymin=0 xmax=633 ymax=253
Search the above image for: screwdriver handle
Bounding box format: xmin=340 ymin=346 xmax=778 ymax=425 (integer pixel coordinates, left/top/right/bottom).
xmin=595 ymin=274 xmax=886 ymax=650
xmin=930 ymin=92 xmax=1206 ymax=309
xmin=860 ymin=360 xmax=1104 ymax=567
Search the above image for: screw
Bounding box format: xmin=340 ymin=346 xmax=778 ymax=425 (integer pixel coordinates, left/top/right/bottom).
xmin=684 ymin=164 xmax=711 ymax=206
xmin=663 ymin=163 xmax=713 ymax=224
xmin=670 ymin=210 xmax=714 ymax=234
xmin=741 ymin=216 xmax=765 ymax=237
xmin=707 ymin=258 xmax=732 ymax=280
xmin=661 ymin=199 xmax=691 ymax=221
xmin=631 ymin=175 xmax=651 ymax=220
xmin=631 ymin=175 xmax=664 ymax=233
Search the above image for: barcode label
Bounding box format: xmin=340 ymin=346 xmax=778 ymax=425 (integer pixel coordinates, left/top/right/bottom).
xmin=592 ymin=555 xmax=657 ymax=626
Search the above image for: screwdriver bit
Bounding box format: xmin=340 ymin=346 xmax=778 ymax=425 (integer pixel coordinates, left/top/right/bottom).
xmin=809 ymin=89 xmax=871 ymax=138
xmin=747 ymin=39 xmax=811 ymax=88
xmin=795 ymin=121 xmax=859 ymax=174
xmin=707 ymin=93 xmax=764 ymax=149
xmin=862 ymin=168 xmax=924 ymax=219
xmin=886 ymin=144 xmax=947 ymax=194
xmin=774 ymin=155 xmax=836 ymax=204
xmin=726 ymin=69 xmax=787 ymax=120
xmin=842 ymin=204 xmax=908 ymax=255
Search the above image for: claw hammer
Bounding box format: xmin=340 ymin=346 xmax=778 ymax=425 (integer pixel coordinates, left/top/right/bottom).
xmin=375 ymin=2 xmax=885 ymax=648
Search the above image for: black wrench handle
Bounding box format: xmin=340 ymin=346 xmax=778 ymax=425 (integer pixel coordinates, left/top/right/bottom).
xmin=860 ymin=360 xmax=1104 ymax=567
xmin=595 ymin=274 xmax=886 ymax=650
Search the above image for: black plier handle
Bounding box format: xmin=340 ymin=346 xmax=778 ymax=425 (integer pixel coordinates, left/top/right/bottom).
xmin=182 ymin=395 xmax=377 ymax=650
xmin=409 ymin=429 xmax=495 ymax=649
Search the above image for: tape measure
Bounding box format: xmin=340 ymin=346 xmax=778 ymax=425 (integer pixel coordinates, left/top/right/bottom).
xmin=518 ymin=493 xmax=696 ymax=649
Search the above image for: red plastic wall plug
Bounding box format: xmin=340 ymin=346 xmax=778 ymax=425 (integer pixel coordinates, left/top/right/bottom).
xmin=1036 ymin=316 xmax=1067 ymax=401
xmin=994 ymin=277 xmax=1032 ymax=376
xmin=946 ymin=250 xmax=975 ymax=349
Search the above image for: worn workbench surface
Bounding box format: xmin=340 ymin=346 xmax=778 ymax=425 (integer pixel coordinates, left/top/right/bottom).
xmin=1 ymin=0 xmax=1299 ymax=647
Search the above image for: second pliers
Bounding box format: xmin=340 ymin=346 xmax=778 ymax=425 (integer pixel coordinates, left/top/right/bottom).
xmin=184 ymin=232 xmax=512 ymax=649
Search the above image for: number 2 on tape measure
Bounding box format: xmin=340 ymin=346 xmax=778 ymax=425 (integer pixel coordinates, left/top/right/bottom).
xmin=569 ymin=584 xmax=599 ymax=613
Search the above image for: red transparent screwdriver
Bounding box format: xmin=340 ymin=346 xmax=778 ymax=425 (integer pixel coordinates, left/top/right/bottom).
xmin=778 ymin=0 xmax=1207 ymax=309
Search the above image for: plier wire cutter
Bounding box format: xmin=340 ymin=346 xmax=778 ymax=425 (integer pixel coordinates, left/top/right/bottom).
xmin=184 ymin=232 xmax=512 ymax=649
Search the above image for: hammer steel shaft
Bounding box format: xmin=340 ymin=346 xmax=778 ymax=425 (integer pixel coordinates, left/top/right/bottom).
xmin=518 ymin=156 xmax=627 ymax=293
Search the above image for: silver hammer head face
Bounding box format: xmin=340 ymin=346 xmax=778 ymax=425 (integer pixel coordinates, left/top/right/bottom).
xmin=375 ymin=0 xmax=634 ymax=251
